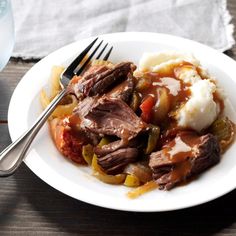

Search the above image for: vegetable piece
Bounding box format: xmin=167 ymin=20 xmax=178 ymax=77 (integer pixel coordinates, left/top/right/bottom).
xmin=152 ymin=88 xmax=170 ymax=124
xmin=92 ymin=155 xmax=126 ymax=184
xmin=42 ymin=94 xmax=78 ymax=121
xmin=98 ymin=137 xmax=111 ymax=147
xmin=82 ymin=144 xmax=94 ymax=165
xmin=92 ymin=137 xmax=126 ymax=185
xmin=130 ymin=91 xmax=142 ymax=112
xmin=92 ymin=155 xmax=103 ymax=173
xmin=124 ymin=174 xmax=140 ymax=187
xmin=51 ymin=95 xmax=78 ymax=119
xmin=91 ymin=59 xmax=113 ymax=68
xmin=209 ymin=117 xmax=235 ymax=152
xmin=50 ymin=66 xmax=65 ymax=99
xmin=92 ymin=137 xmax=111 ymax=173
xmin=145 ymin=125 xmax=160 ymax=154
xmin=49 ymin=118 xmax=86 ymax=164
xmin=127 ymin=181 xmax=158 ymax=199
xmin=124 ymin=162 xmax=153 ymax=183
xmin=40 ymin=89 xmax=50 ymax=109
xmin=40 ymin=65 xmax=77 ymax=120
xmin=94 ymin=171 xmax=126 ymax=185
xmin=140 ymin=96 xmax=155 ymax=123
xmin=135 ymin=77 xmax=152 ymax=92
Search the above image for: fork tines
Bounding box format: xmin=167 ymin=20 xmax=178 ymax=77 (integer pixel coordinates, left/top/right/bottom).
xmin=63 ymin=38 xmax=113 ymax=79
xmin=75 ymin=39 xmax=113 ymax=75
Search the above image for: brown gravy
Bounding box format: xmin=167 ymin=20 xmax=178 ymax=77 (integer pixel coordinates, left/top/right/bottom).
xmin=136 ymin=62 xmax=224 ymax=125
xmin=137 ymin=62 xmax=194 ymax=125
xmin=162 ymin=132 xmax=200 ymax=182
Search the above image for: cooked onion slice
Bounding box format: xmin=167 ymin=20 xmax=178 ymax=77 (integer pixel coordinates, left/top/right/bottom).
xmin=209 ymin=117 xmax=235 ymax=152
xmin=127 ymin=181 xmax=158 ymax=199
xmin=124 ymin=162 xmax=153 ymax=184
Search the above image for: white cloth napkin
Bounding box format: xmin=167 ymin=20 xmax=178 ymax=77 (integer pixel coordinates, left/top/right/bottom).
xmin=11 ymin=0 xmax=235 ymax=59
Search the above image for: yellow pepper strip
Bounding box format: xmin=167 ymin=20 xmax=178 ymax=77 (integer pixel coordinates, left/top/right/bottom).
xmin=92 ymin=155 xmax=126 ymax=184
xmin=93 ymin=171 xmax=126 ymax=185
xmin=91 ymin=137 xmax=111 ymax=172
xmin=82 ymin=144 xmax=94 ymax=165
xmin=124 ymin=174 xmax=140 ymax=187
xmin=97 ymin=137 xmax=111 ymax=147
xmin=127 ymin=180 xmax=158 ymax=199
xmin=91 ymin=155 xmax=103 ymax=173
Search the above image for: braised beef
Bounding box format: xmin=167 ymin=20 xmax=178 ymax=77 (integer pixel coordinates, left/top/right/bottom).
xmin=94 ymin=137 xmax=143 ymax=174
xmin=72 ymin=96 xmax=98 ymax=119
xmin=98 ymin=148 xmax=139 ymax=174
xmin=71 ymin=95 xmax=146 ymax=174
xmin=74 ymin=96 xmax=147 ymax=140
xmin=107 ymin=72 xmax=134 ymax=103
xmin=83 ymin=65 xmax=108 ymax=81
xmin=69 ymin=66 xmax=108 ymax=99
xmin=73 ymin=62 xmax=135 ymax=97
xmin=94 ymin=139 xmax=127 ymax=156
xmin=94 ymin=137 xmax=140 ymax=157
xmin=149 ymin=132 xmax=220 ymax=190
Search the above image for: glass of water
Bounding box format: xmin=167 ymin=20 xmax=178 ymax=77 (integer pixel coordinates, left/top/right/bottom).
xmin=0 ymin=0 xmax=14 ymax=71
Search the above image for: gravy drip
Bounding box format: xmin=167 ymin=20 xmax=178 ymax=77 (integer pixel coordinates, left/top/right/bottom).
xmin=137 ymin=62 xmax=194 ymax=125
xmin=162 ymin=132 xmax=200 ymax=183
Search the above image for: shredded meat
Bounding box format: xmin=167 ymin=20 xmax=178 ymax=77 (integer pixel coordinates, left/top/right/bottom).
xmin=94 ymin=138 xmax=140 ymax=157
xmin=98 ymin=148 xmax=139 ymax=175
xmin=73 ymin=96 xmax=147 ymax=140
xmin=149 ymin=132 xmax=220 ymax=190
xmin=107 ymin=72 xmax=134 ymax=103
xmin=72 ymin=62 xmax=135 ymax=98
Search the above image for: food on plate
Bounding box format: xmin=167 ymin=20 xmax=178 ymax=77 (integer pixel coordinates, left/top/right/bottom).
xmin=40 ymin=51 xmax=235 ymax=198
xmin=149 ymin=132 xmax=220 ymax=190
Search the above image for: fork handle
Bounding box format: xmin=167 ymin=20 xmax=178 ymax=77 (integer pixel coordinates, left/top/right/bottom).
xmin=0 ymin=89 xmax=67 ymax=176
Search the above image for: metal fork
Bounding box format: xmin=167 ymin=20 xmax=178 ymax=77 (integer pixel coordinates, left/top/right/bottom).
xmin=0 ymin=38 xmax=113 ymax=176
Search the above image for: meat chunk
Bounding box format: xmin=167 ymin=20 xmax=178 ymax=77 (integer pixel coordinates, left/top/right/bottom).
xmin=94 ymin=137 xmax=142 ymax=174
xmin=72 ymin=96 xmax=98 ymax=120
xmin=73 ymin=96 xmax=147 ymax=140
xmin=98 ymin=148 xmax=139 ymax=175
xmin=149 ymin=132 xmax=220 ymax=190
xmin=69 ymin=65 xmax=108 ymax=98
xmin=94 ymin=139 xmax=127 ymax=156
xmin=73 ymin=62 xmax=135 ymax=98
xmin=107 ymin=72 xmax=134 ymax=103
xmin=94 ymin=137 xmax=140 ymax=157
xmin=85 ymin=97 xmax=147 ymax=140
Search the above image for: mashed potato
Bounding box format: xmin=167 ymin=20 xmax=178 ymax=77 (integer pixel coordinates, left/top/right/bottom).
xmin=138 ymin=51 xmax=200 ymax=73
xmin=137 ymin=51 xmax=221 ymax=132
xmin=176 ymin=79 xmax=219 ymax=131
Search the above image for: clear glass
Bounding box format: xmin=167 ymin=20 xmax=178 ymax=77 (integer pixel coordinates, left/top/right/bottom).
xmin=0 ymin=0 xmax=14 ymax=71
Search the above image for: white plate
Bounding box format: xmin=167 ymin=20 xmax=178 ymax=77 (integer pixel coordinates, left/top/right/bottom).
xmin=8 ymin=32 xmax=236 ymax=212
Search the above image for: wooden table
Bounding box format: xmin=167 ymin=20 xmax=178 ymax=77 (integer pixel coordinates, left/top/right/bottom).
xmin=1 ymin=2 xmax=236 ymax=235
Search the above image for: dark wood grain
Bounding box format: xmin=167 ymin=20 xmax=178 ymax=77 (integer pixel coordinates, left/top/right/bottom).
xmin=0 ymin=1 xmax=236 ymax=235
xmin=0 ymin=62 xmax=34 ymax=121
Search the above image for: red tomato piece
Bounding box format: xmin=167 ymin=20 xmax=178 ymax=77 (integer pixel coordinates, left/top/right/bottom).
xmin=140 ymin=96 xmax=155 ymax=123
